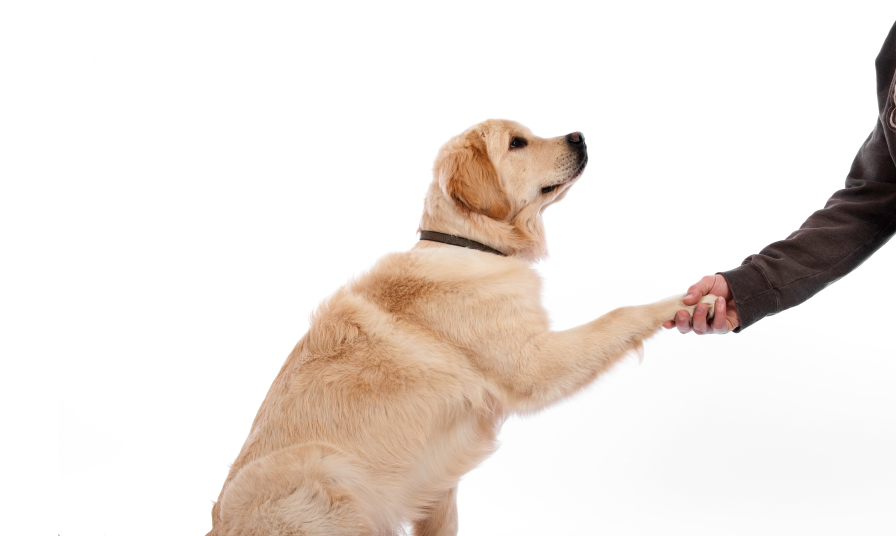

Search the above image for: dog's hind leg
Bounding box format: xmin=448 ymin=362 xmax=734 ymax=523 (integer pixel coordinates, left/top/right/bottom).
xmin=212 ymin=443 xmax=395 ymax=536
xmin=412 ymin=486 xmax=458 ymax=536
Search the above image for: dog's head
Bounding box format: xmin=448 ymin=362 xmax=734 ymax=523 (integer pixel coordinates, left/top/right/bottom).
xmin=420 ymin=119 xmax=587 ymax=261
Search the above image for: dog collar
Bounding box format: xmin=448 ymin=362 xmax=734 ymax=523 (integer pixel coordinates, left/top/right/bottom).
xmin=419 ymin=231 xmax=506 ymax=257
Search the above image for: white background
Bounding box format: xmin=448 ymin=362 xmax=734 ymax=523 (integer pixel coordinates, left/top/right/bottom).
xmin=3 ymin=1 xmax=896 ymax=535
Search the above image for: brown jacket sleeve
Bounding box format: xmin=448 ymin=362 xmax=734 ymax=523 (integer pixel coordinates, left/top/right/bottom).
xmin=721 ymin=20 xmax=896 ymax=332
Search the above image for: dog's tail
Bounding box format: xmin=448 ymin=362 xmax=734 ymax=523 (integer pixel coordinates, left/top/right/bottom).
xmin=210 ymin=443 xmax=398 ymax=536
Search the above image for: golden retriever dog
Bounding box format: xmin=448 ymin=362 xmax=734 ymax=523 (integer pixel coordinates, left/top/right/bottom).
xmin=207 ymin=119 xmax=716 ymax=536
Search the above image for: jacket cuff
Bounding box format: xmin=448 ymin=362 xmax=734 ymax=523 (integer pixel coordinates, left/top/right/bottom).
xmin=719 ymin=263 xmax=779 ymax=333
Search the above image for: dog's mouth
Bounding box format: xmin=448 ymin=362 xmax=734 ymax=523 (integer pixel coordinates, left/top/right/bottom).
xmin=568 ymin=151 xmax=588 ymax=181
xmin=541 ymin=152 xmax=588 ymax=195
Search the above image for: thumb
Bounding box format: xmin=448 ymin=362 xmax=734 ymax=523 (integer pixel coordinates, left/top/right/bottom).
xmin=683 ymin=275 xmax=717 ymax=305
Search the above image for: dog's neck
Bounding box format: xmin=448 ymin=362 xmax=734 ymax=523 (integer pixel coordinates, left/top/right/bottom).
xmin=416 ymin=182 xmax=548 ymax=262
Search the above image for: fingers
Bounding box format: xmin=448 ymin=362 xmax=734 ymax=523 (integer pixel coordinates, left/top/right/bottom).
xmin=670 ymin=275 xmax=737 ymax=336
xmin=674 ymin=310 xmax=692 ymax=334
xmin=711 ymin=297 xmax=727 ymax=332
xmin=694 ymin=297 xmax=734 ymax=335
xmin=670 ymin=276 xmax=737 ymax=336
xmin=671 ymin=298 xmax=731 ymax=335
xmin=683 ymin=275 xmax=717 ymax=305
xmin=692 ymin=302 xmax=710 ymax=334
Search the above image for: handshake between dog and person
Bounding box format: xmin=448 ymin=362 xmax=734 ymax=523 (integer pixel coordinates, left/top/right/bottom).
xmin=207 ymin=119 xmax=717 ymax=536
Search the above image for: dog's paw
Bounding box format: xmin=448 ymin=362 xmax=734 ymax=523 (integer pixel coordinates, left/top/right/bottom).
xmin=662 ymin=294 xmax=717 ymax=322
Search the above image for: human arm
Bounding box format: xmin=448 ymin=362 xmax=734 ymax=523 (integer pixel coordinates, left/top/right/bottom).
xmin=668 ymin=21 xmax=896 ymax=333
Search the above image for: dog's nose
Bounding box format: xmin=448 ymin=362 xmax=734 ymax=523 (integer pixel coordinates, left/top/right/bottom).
xmin=566 ymin=132 xmax=584 ymax=145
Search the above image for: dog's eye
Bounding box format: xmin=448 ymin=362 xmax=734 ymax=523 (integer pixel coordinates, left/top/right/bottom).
xmin=509 ymin=137 xmax=527 ymax=150
xmin=541 ymin=184 xmax=559 ymax=194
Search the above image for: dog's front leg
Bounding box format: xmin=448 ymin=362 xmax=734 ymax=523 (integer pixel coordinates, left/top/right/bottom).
xmin=504 ymin=294 xmax=716 ymax=413
xmin=412 ymin=486 xmax=458 ymax=536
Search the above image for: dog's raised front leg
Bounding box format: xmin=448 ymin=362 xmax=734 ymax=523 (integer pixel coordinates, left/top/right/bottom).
xmin=412 ymin=486 xmax=458 ymax=536
xmin=503 ymin=294 xmax=716 ymax=413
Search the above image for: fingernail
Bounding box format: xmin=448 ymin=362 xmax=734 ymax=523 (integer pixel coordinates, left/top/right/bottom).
xmin=678 ymin=313 xmax=686 ymax=321
xmin=684 ymin=294 xmax=694 ymax=301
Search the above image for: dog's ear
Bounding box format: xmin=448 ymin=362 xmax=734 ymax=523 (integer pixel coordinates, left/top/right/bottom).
xmin=437 ymin=132 xmax=511 ymax=220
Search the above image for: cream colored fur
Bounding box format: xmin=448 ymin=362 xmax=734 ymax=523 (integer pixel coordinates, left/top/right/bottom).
xmin=207 ymin=119 xmax=716 ymax=536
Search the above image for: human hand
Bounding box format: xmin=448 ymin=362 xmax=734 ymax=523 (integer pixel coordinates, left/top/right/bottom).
xmin=662 ymin=274 xmax=740 ymax=334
